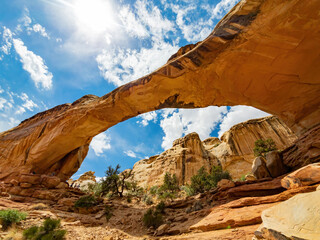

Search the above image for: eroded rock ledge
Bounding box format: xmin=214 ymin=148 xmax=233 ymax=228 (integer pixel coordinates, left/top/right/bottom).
xmin=0 ymin=0 xmax=319 ymax=183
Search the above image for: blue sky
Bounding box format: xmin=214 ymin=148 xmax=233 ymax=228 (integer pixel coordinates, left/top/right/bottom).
xmin=0 ymin=0 xmax=269 ymax=179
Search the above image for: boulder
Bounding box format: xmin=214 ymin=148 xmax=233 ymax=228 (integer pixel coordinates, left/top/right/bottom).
xmin=258 ymin=190 xmax=320 ymax=239
xmin=265 ymin=151 xmax=287 ymax=178
xmin=20 ymin=183 xmax=32 ymax=188
xmin=41 ymin=175 xmax=61 ymax=189
xmin=252 ymin=157 xmax=271 ymax=179
xmin=245 ymin=174 xmax=256 ymax=181
xmin=154 ymin=223 xmax=170 ymax=236
xmin=19 ymin=174 xmax=41 ymax=185
xmin=281 ymin=163 xmax=320 ymax=189
xmin=217 ymin=179 xmax=235 ymax=190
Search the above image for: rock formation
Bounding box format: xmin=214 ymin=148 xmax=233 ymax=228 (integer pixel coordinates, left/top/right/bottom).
xmin=256 ymin=189 xmax=320 ymax=239
xmin=130 ymin=132 xmax=218 ymax=188
xmin=0 ymin=0 xmax=319 ymax=184
xmin=131 ymin=116 xmax=296 ymax=188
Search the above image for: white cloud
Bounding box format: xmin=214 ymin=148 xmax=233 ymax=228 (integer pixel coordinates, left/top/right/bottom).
xmin=0 ymin=117 xmax=20 ymax=132
xmin=119 ymin=6 xmax=149 ymax=38
xmin=32 ymin=24 xmax=50 ymax=39
xmin=1 ymin=27 xmax=13 ymax=55
xmin=137 ymin=111 xmax=157 ymax=126
xmin=218 ymin=106 xmax=270 ymax=137
xmin=13 ymin=38 xmax=53 ymax=90
xmin=97 ymin=39 xmax=179 ymax=86
xmin=124 ymin=150 xmax=137 ymax=158
xmin=210 ymin=0 xmax=240 ymax=20
xmin=90 ymin=132 xmax=111 ymax=156
xmin=0 ymin=98 xmax=7 ymax=110
xmin=160 ymin=106 xmax=228 ymax=149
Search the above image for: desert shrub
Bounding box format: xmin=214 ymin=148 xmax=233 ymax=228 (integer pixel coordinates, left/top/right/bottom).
xmin=149 ymin=186 xmax=159 ymax=196
xmin=181 ymin=185 xmax=195 ymax=197
xmin=0 ymin=209 xmax=27 ymax=230
xmin=104 ymin=205 xmax=113 ymax=221
xmin=127 ymin=180 xmax=144 ymax=199
xmin=100 ymin=165 xmax=134 ymax=198
xmin=253 ymin=138 xmax=277 ymax=157
xmin=23 ymin=218 xmax=66 ymax=240
xmin=85 ymin=182 xmax=103 ymax=197
xmin=190 ymin=166 xmax=231 ymax=194
xmin=155 ymin=201 xmax=166 ymax=214
xmin=142 ymin=194 xmax=153 ymax=205
xmin=142 ymin=209 xmax=163 ymax=229
xmin=74 ymin=195 xmax=97 ymax=208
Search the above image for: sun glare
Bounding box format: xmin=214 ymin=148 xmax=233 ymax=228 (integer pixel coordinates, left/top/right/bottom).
xmin=73 ymin=0 xmax=115 ymax=33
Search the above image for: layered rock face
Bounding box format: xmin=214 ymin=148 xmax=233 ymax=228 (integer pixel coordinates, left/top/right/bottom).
xmin=131 ymin=116 xmax=296 ymax=187
xmin=131 ymin=133 xmax=219 ymax=188
xmin=206 ymin=116 xmax=297 ymax=178
xmin=0 ymin=0 xmax=319 ymax=183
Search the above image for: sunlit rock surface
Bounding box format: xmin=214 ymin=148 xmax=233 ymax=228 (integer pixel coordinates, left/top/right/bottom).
xmin=0 ymin=0 xmax=319 ymax=183
xmin=131 ymin=116 xmax=296 ymax=188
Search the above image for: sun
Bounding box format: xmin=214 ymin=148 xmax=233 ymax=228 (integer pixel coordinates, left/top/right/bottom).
xmin=73 ymin=0 xmax=115 ymax=34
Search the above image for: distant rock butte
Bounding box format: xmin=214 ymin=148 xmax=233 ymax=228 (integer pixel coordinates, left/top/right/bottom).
xmin=131 ymin=116 xmax=296 ymax=188
xmin=0 ymin=0 xmax=319 ymax=184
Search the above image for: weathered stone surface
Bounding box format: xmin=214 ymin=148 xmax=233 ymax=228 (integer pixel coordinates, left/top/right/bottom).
xmin=20 ymin=182 xmax=33 ymax=188
xmin=131 ymin=117 xmax=295 ymax=188
xmin=155 ymin=223 xmax=170 ymax=236
xmin=252 ymin=157 xmax=271 ymax=179
xmin=131 ymin=132 xmax=218 ymax=188
xmin=41 ymin=175 xmax=61 ymax=189
xmin=258 ymin=190 xmax=320 ymax=239
xmin=265 ymin=151 xmax=287 ymax=178
xmin=281 ymin=163 xmax=320 ymax=189
xmin=190 ymin=203 xmax=276 ymax=231
xmin=0 ymin=0 xmax=319 ymax=184
xmin=19 ymin=174 xmax=41 ymax=185
xmin=207 ymin=117 xmax=296 ymax=179
xmin=217 ymin=179 xmax=235 ymax=190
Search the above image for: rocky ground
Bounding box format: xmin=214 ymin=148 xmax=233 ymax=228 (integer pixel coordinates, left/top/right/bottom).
xmin=0 ymin=168 xmax=319 ymax=240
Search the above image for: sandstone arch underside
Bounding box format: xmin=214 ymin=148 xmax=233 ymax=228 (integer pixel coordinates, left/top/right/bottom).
xmin=0 ymin=0 xmax=319 ymax=182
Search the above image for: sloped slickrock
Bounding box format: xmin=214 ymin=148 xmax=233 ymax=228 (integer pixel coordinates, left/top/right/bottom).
xmin=0 ymin=0 xmax=319 ymax=184
xmin=190 ymin=184 xmax=318 ymax=233
xmin=257 ymin=190 xmax=320 ymax=239
xmin=281 ymin=163 xmax=320 ymax=189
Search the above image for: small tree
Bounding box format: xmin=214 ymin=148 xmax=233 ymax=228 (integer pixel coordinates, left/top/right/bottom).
xmin=101 ymin=164 xmax=133 ymax=197
xmin=253 ymin=138 xmax=277 ymax=157
xmin=190 ymin=166 xmax=231 ymax=194
xmin=157 ymin=172 xmax=179 ymax=200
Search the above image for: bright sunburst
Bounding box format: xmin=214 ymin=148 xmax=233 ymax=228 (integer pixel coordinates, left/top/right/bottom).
xmin=73 ymin=0 xmax=115 ymax=33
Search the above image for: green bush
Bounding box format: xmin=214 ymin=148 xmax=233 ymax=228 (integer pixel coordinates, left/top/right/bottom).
xmin=142 ymin=194 xmax=153 ymax=205
xmin=181 ymin=185 xmax=195 ymax=197
xmin=23 ymin=218 xmax=66 ymax=240
xmin=253 ymin=138 xmax=277 ymax=157
xmin=74 ymin=195 xmax=97 ymax=208
xmin=0 ymin=209 xmax=27 ymax=230
xmin=155 ymin=201 xmax=166 ymax=214
xmin=104 ymin=205 xmax=113 ymax=221
xmin=142 ymin=209 xmax=163 ymax=229
xmin=85 ymin=182 xmax=103 ymax=197
xmin=149 ymin=186 xmax=159 ymax=196
xmin=190 ymin=166 xmax=231 ymax=194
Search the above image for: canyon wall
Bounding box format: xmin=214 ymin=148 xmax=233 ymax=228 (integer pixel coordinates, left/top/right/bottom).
xmin=131 ymin=116 xmax=297 ymax=188
xmin=0 ymin=0 xmax=319 ymax=183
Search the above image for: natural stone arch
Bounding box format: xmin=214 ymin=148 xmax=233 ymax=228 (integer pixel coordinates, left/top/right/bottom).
xmin=0 ymin=0 xmax=319 ymax=182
